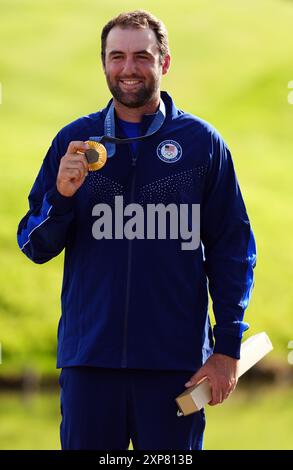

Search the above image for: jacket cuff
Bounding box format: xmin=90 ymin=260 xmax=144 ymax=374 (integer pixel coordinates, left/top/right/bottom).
xmin=45 ymin=185 xmax=75 ymax=213
xmin=213 ymin=333 xmax=242 ymax=359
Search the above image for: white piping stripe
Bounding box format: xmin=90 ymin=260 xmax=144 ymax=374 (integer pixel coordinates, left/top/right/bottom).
xmin=21 ymin=205 xmax=53 ymax=251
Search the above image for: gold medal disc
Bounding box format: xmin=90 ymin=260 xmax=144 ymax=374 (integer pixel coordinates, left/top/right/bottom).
xmin=85 ymin=140 xmax=107 ymax=171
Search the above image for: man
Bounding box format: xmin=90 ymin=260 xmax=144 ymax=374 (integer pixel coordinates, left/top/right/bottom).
xmin=17 ymin=10 xmax=256 ymax=450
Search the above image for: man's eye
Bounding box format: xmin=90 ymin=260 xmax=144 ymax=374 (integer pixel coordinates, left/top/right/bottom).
xmin=112 ymin=55 xmax=123 ymax=60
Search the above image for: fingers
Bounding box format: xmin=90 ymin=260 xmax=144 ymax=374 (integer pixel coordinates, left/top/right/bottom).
xmin=209 ymin=379 xmax=236 ymax=406
xmin=57 ymin=142 xmax=90 ymax=197
xmin=185 ymin=370 xmax=206 ymax=388
xmin=67 ymin=141 xmax=89 ymax=154
xmin=184 ymin=374 xmax=225 ymax=406
xmin=185 ymin=379 xmax=195 ymax=388
xmin=184 ymin=377 xmax=234 ymax=407
xmin=62 ymin=153 xmax=89 ymax=173
xmin=61 ymin=158 xmax=88 ymax=177
xmin=184 ymin=358 xmax=238 ymax=407
xmin=64 ymin=141 xmax=90 ymax=173
xmin=65 ymin=167 xmax=85 ymax=181
xmin=209 ymin=383 xmax=223 ymax=406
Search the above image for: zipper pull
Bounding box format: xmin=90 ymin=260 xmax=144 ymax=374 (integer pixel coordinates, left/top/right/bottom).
xmin=132 ymin=154 xmax=137 ymax=167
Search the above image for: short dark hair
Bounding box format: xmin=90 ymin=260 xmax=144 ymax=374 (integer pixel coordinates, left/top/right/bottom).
xmin=101 ymin=10 xmax=169 ymax=65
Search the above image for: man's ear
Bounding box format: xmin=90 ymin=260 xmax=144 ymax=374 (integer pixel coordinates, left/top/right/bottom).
xmin=162 ymin=54 xmax=171 ymax=75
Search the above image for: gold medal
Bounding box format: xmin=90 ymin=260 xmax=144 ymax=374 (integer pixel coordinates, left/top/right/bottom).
xmin=84 ymin=140 xmax=107 ymax=171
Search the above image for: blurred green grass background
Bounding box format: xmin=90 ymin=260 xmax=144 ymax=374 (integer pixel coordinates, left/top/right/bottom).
xmin=0 ymin=0 xmax=293 ymax=449
xmin=1 ymin=386 xmax=293 ymax=449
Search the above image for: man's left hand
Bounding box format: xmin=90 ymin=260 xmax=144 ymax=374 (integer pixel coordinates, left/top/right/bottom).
xmin=184 ymin=353 xmax=239 ymax=406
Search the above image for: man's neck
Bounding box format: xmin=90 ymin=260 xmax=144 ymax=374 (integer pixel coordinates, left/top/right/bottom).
xmin=113 ymin=94 xmax=160 ymax=123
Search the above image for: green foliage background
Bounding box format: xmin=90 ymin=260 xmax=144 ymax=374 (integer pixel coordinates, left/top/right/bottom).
xmin=1 ymin=0 xmax=293 ymax=376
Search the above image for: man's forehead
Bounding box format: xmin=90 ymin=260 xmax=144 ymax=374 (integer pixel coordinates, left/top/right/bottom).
xmin=106 ymin=26 xmax=159 ymax=54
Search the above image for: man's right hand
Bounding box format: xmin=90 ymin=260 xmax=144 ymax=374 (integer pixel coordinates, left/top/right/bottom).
xmin=56 ymin=141 xmax=90 ymax=197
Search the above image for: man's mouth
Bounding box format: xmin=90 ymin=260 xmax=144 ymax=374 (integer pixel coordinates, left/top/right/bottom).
xmin=119 ymin=79 xmax=143 ymax=89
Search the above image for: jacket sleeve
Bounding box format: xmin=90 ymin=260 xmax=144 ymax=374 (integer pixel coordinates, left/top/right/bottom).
xmin=201 ymin=130 xmax=257 ymax=359
xmin=17 ymin=133 xmax=75 ymax=264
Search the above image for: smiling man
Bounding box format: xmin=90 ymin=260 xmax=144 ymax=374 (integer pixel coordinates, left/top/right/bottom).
xmin=104 ymin=26 xmax=167 ymax=112
xmin=17 ymin=10 xmax=256 ymax=450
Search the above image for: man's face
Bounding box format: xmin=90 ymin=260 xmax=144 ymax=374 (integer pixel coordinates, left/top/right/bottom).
xmin=103 ymin=26 xmax=170 ymax=108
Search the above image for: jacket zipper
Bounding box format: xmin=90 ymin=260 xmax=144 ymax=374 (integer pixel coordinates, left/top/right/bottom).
xmin=121 ymin=148 xmax=137 ymax=367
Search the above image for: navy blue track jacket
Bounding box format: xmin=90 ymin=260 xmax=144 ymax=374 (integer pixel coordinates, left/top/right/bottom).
xmin=17 ymin=91 xmax=256 ymax=371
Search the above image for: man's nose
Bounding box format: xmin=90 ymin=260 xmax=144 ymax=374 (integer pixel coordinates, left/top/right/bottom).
xmin=122 ymin=56 xmax=137 ymax=75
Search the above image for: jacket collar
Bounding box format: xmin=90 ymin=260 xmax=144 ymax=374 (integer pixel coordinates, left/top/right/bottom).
xmin=100 ymin=90 xmax=178 ymax=135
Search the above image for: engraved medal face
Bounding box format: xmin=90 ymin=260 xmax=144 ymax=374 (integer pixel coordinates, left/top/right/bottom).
xmin=85 ymin=140 xmax=107 ymax=171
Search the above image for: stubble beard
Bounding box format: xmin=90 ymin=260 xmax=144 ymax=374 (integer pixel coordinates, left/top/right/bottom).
xmin=106 ymin=73 xmax=160 ymax=109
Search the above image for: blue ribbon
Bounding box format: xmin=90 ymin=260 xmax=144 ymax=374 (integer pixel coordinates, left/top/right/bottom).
xmin=89 ymin=98 xmax=166 ymax=158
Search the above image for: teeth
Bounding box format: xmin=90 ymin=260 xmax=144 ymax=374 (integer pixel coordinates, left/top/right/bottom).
xmin=121 ymin=80 xmax=140 ymax=85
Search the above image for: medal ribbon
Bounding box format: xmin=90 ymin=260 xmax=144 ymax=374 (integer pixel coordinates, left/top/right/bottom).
xmin=89 ymin=98 xmax=166 ymax=158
